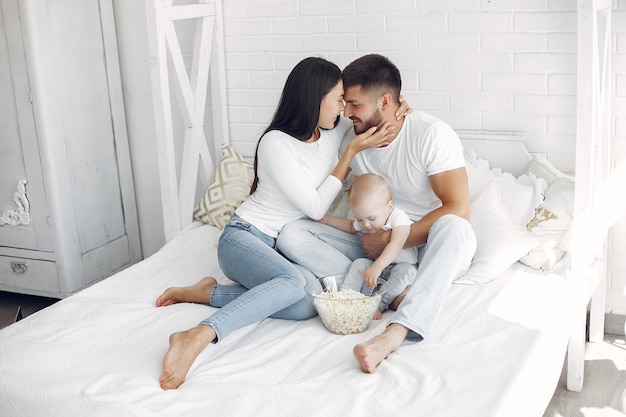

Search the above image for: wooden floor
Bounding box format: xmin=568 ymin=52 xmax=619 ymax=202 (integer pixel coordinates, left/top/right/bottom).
xmin=1 ymin=290 xmax=625 ymax=416
xmin=0 ymin=290 xmax=58 ymax=329
xmin=544 ymin=333 xmax=626 ymax=417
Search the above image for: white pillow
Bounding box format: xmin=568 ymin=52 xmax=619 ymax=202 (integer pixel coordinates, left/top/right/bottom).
xmin=517 ymin=155 xmax=575 ymax=270
xmin=520 ymin=176 xmax=575 ymax=270
xmin=494 ymin=173 xmax=548 ymax=227
xmin=193 ymin=144 xmax=254 ymax=229
xmin=463 ymin=146 xmax=547 ymax=227
xmin=526 ymin=154 xmax=573 ymax=185
xmin=463 ymin=147 xmax=503 ymax=201
xmin=456 ymin=181 xmax=539 ymax=284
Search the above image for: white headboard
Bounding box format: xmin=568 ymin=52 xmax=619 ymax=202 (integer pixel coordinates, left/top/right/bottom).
xmin=457 ymin=130 xmax=531 ymax=177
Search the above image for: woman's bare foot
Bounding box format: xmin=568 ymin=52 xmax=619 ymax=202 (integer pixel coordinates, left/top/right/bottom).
xmin=160 ymin=325 xmax=216 ymax=390
xmin=353 ymin=323 xmax=409 ymax=373
xmin=389 ymin=285 xmax=411 ymax=310
xmin=156 ymin=276 xmax=217 ymax=307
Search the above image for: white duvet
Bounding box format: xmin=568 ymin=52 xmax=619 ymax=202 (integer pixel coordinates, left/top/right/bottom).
xmin=0 ymin=223 xmax=570 ymax=417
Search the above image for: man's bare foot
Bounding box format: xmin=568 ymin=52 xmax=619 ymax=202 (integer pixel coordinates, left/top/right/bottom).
xmin=353 ymin=323 xmax=409 ymax=373
xmin=156 ymin=276 xmax=217 ymax=307
xmin=160 ymin=325 xmax=216 ymax=390
xmin=389 ymin=285 xmax=411 ymax=310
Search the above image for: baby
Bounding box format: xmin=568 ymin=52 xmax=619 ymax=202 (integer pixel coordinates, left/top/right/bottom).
xmin=321 ymin=173 xmax=417 ymax=319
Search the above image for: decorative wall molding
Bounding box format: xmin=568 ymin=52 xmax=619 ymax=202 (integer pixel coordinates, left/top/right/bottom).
xmin=0 ymin=179 xmax=31 ymax=227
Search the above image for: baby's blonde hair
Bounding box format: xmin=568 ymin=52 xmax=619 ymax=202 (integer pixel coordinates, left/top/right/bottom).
xmin=349 ymin=173 xmax=392 ymax=209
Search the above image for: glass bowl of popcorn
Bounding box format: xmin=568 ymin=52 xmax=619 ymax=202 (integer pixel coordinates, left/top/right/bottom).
xmin=304 ymin=274 xmax=388 ymax=335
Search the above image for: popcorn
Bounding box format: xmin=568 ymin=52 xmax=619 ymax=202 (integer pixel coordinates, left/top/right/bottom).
xmin=313 ymin=289 xmax=381 ymax=334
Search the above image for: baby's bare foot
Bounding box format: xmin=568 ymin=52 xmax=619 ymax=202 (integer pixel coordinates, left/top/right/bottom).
xmin=156 ymin=276 xmax=217 ymax=307
xmin=353 ymin=324 xmax=408 ymax=373
xmin=160 ymin=325 xmax=216 ymax=389
xmin=373 ymin=309 xmax=382 ymax=320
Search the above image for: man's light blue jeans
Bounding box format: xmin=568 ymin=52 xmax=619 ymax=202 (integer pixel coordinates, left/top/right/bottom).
xmin=277 ymin=214 xmax=476 ymax=341
xmin=201 ymin=214 xmax=317 ymax=342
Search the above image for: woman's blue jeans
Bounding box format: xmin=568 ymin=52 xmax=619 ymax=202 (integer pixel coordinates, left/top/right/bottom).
xmin=200 ymin=214 xmax=317 ymax=342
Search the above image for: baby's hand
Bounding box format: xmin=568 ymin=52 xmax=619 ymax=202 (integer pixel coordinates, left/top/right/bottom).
xmin=363 ymin=266 xmax=382 ymax=288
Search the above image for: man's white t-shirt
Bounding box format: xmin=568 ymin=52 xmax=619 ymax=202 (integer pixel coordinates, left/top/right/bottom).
xmin=352 ymin=207 xmax=418 ymax=264
xmin=341 ymin=111 xmax=465 ymax=222
xmin=236 ymin=118 xmax=354 ymax=237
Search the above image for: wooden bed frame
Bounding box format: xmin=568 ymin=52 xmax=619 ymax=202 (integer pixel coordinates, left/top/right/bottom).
xmin=144 ymin=0 xmax=613 ymax=393
xmin=569 ymin=0 xmax=612 ymax=392
xmin=145 ymin=0 xmax=229 ymax=242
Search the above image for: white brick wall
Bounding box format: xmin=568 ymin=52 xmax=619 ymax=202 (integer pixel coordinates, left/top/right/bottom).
xmin=221 ymin=0 xmax=586 ymax=168
xmin=214 ymin=0 xmax=626 ymax=318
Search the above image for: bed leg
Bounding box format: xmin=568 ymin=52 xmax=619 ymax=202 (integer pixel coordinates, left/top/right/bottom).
xmin=588 ymin=259 xmax=607 ymax=343
xmin=14 ymin=306 xmax=23 ymax=323
xmin=566 ymin=302 xmax=587 ymax=392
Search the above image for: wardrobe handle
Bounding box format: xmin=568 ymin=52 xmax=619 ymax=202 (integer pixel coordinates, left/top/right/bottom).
xmin=11 ymin=261 xmax=28 ymax=274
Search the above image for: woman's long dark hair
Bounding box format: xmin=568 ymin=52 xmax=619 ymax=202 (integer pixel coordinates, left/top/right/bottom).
xmin=250 ymin=57 xmax=342 ymax=194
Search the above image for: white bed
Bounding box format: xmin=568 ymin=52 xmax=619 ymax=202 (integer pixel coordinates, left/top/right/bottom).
xmin=0 ymin=134 xmax=578 ymax=417
xmin=0 ymin=1 xmax=611 ymax=415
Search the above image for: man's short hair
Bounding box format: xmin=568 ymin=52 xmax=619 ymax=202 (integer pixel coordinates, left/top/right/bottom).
xmin=342 ymin=54 xmax=402 ymax=102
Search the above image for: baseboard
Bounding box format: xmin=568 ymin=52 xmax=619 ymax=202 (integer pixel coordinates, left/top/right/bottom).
xmin=605 ymin=313 xmax=626 ymax=336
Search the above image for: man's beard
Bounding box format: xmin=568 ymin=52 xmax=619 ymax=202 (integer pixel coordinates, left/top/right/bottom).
xmin=352 ymin=110 xmax=383 ymax=134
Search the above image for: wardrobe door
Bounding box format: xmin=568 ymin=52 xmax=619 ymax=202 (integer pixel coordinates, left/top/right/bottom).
xmin=0 ymin=0 xmax=52 ymax=253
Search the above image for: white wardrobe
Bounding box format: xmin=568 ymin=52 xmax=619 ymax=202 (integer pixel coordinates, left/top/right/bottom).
xmin=0 ymin=0 xmax=141 ymax=298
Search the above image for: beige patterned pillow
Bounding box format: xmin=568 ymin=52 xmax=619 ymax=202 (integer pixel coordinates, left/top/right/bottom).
xmin=193 ymin=144 xmax=254 ymax=229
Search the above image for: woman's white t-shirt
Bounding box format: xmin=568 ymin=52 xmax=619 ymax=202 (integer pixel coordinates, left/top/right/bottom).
xmin=236 ymin=117 xmax=353 ymax=237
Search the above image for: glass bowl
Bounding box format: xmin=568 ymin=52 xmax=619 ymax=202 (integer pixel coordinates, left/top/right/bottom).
xmin=304 ymin=274 xmax=388 ymax=335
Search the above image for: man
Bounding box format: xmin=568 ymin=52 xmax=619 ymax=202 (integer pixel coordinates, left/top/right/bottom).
xmin=276 ymin=54 xmax=477 ymax=373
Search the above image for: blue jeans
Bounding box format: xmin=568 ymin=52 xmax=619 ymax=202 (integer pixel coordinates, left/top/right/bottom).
xmin=201 ymin=214 xmax=317 ymax=342
xmin=277 ymin=214 xmax=476 ymax=341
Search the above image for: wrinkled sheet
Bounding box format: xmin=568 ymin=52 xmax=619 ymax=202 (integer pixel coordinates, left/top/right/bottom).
xmin=0 ymin=223 xmax=570 ymax=417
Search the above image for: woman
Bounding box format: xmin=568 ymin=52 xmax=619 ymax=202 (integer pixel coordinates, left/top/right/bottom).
xmin=156 ymin=57 xmax=404 ymax=390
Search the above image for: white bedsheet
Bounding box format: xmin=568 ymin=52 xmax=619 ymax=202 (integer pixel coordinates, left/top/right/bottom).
xmin=0 ymin=223 xmax=570 ymax=417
